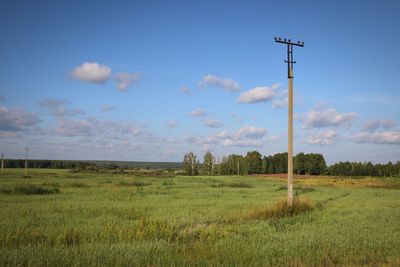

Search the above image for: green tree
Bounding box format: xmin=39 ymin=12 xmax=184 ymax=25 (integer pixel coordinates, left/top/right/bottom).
xmin=294 ymin=152 xmax=306 ymax=175
xmin=219 ymin=154 xmax=248 ymax=175
xmin=203 ymin=151 xmax=215 ymax=175
xmin=246 ymin=151 xmax=262 ymax=174
xmin=183 ymin=152 xmax=199 ymax=176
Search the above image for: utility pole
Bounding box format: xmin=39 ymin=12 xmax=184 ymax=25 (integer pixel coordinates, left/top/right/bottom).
xmin=24 ymin=147 xmax=29 ymax=176
xmin=274 ymin=37 xmax=304 ymax=206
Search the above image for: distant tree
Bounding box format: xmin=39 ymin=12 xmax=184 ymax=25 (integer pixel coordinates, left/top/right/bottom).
xmin=262 ymin=156 xmax=268 ymax=174
xmin=396 ymin=161 xmax=400 ymax=176
xmin=294 ymin=152 xmax=306 ymax=175
xmin=203 ymin=151 xmax=215 ymax=175
xmin=219 ymin=154 xmax=248 ymax=175
xmin=246 ymin=151 xmax=262 ymax=174
xmin=387 ymin=161 xmax=394 ymax=177
xmin=183 ymin=152 xmax=199 ymax=176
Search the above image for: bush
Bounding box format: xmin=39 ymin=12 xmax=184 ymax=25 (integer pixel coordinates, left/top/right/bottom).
xmin=0 ymin=188 xmax=12 ymax=194
xmin=14 ymin=184 xmax=60 ymax=195
xmin=118 ymin=181 xmax=151 ymax=187
xmin=68 ymin=182 xmax=89 ymax=188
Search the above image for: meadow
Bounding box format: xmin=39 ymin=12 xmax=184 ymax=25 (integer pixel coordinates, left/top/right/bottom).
xmin=1 ymin=169 xmax=400 ymax=266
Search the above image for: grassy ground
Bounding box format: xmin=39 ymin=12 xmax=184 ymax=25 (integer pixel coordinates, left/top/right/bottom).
xmin=1 ymin=168 xmax=400 ymax=266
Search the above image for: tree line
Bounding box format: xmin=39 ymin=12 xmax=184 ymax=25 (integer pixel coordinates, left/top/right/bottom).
xmin=183 ymin=151 xmax=400 ymax=177
xmin=328 ymin=161 xmax=400 ymax=177
xmin=2 ymin=154 xmax=399 ymax=178
xmin=1 ymin=159 xmax=75 ymax=169
xmin=0 ymin=159 xmax=181 ymax=170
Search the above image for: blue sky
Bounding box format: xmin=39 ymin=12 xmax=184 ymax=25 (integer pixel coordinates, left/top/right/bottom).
xmin=0 ymin=0 xmax=399 ymax=163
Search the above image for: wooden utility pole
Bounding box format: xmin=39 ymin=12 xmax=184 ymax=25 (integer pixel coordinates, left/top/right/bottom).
xmin=24 ymin=147 xmax=29 ymax=176
xmin=288 ymin=67 xmax=294 ymax=205
xmin=274 ymin=37 xmax=304 ymax=206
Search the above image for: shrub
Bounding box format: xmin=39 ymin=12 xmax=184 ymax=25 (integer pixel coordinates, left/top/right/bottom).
xmin=14 ymin=184 xmax=60 ymax=195
xmin=68 ymin=182 xmax=89 ymax=188
xmin=0 ymin=188 xmax=12 ymax=194
xmin=42 ymin=181 xmax=60 ymax=187
xmin=118 ymin=181 xmax=151 ymax=187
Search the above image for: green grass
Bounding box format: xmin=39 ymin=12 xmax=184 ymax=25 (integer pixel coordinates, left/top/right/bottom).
xmin=1 ymin=168 xmax=400 ymax=266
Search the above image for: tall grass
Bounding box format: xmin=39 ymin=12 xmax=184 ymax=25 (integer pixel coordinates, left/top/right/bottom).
xmin=14 ymin=184 xmax=60 ymax=195
xmin=244 ymin=197 xmax=315 ymax=220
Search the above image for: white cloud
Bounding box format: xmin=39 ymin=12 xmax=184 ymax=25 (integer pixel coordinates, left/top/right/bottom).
xmin=211 ymin=130 xmax=231 ymax=139
xmin=209 ymin=126 xmax=268 ymax=141
xmin=180 ymin=86 xmax=191 ymax=94
xmin=114 ymin=72 xmax=141 ymax=91
xmin=72 ymin=62 xmax=111 ymax=84
xmin=235 ymin=125 xmax=268 ymax=139
xmin=0 ymin=106 xmax=40 ymax=132
xmin=363 ymin=119 xmax=397 ymax=132
xmin=203 ymin=119 xmax=224 ymax=128
xmin=304 ymin=129 xmax=338 ymax=145
xmin=182 ymin=125 xmax=269 ymax=148
xmin=221 ymin=139 xmax=264 ymax=147
xmin=208 ymin=125 xmax=268 ymax=147
xmin=198 ymin=74 xmax=240 ymax=92
xmin=351 ymin=131 xmax=400 ymax=145
xmin=299 ymin=107 xmax=357 ymax=128
xmin=238 ymin=86 xmax=276 ymax=104
xmin=189 ymin=108 xmax=207 ymax=117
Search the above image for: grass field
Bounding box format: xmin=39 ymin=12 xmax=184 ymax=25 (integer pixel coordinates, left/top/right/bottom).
xmin=1 ymin=169 xmax=400 ymax=266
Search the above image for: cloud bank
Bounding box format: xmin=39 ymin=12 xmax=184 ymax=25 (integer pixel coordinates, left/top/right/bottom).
xmin=0 ymin=107 xmax=40 ymax=132
xmin=299 ymin=107 xmax=357 ymax=128
xmin=363 ymin=119 xmax=397 ymax=132
xmin=351 ymin=131 xmax=400 ymax=145
xmin=304 ymin=129 xmax=338 ymax=145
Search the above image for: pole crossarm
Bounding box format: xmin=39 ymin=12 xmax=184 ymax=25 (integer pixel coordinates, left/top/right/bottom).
xmin=274 ymin=37 xmax=304 ymax=78
xmin=274 ymin=37 xmax=304 ymax=47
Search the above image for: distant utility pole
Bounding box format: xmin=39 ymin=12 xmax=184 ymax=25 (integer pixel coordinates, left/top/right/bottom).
xmin=24 ymin=147 xmax=29 ymax=176
xmin=1 ymin=154 xmax=4 ymax=172
xmin=274 ymin=37 xmax=304 ymax=206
